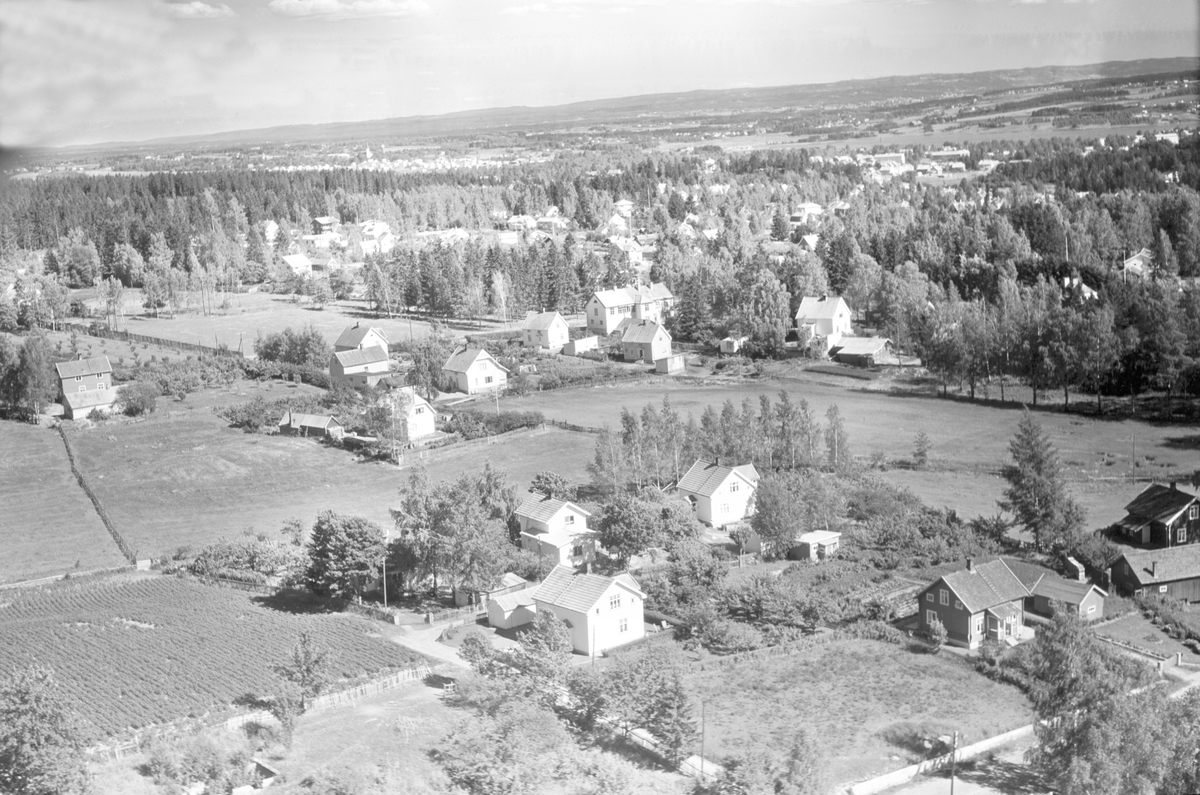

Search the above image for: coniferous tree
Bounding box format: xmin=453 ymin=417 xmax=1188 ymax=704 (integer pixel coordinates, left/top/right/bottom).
xmin=998 ymin=410 xmax=1084 ymax=551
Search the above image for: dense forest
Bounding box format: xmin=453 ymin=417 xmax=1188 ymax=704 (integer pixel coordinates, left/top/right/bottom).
xmin=2 ymin=135 xmax=1200 ymax=405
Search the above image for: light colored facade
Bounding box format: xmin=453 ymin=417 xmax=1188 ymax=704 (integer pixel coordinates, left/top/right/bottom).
xmin=442 ymin=347 xmax=508 ymax=394
xmin=564 ymin=336 xmax=599 ymax=356
xmin=795 ymin=295 xmax=853 ymax=339
xmin=329 ymin=346 xmax=389 ymax=387
xmin=358 ymin=220 xmax=395 ymax=257
xmin=515 ymin=492 xmax=596 ymax=567
xmin=281 ymin=254 xmax=312 ymax=276
xmin=522 ymin=311 xmax=570 ymax=351
xmin=334 ymin=324 xmax=389 ymax=355
xmin=585 ymin=283 xmax=675 ymax=335
xmin=380 ymin=386 xmax=436 ymax=441
xmin=676 ymin=460 xmax=759 ymax=527
xmin=621 ymin=321 xmax=671 ymax=363
xmin=532 ymin=566 xmax=646 ymax=656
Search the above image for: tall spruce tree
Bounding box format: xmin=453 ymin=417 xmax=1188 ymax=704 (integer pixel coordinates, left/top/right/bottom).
xmin=998 ymin=410 xmax=1084 ymax=551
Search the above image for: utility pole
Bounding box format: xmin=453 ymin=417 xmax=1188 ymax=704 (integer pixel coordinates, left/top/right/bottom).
xmin=700 ymin=700 xmax=706 ymax=780
xmin=382 ymin=529 xmax=389 ymax=609
xmin=950 ymin=731 xmax=958 ymax=795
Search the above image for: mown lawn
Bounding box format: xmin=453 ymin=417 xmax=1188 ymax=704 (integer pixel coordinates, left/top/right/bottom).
xmin=687 ymin=638 xmax=1033 ymax=787
xmin=0 ymin=422 xmax=128 ymax=584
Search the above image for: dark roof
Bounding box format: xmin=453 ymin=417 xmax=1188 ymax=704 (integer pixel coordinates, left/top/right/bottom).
xmin=332 ymin=346 xmax=388 ymax=368
xmin=1000 ymin=557 xmax=1054 ymax=591
xmin=1115 ymin=546 xmax=1200 ymax=586
xmin=55 ymin=356 xmax=112 ymax=379
xmin=279 ymin=412 xmax=342 ymax=430
xmin=933 ymin=559 xmax=1030 ymax=614
xmin=1032 ymin=577 xmax=1104 ymax=605
xmin=1123 ymin=483 xmax=1198 ymax=524
xmin=335 ymin=325 xmax=387 ymax=349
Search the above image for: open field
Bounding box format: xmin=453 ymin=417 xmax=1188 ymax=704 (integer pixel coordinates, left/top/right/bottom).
xmin=688 ymin=638 xmax=1033 ymax=786
xmin=0 ymin=423 xmax=128 ymax=584
xmin=500 ymin=375 xmax=1197 ymax=524
xmin=0 ymin=575 xmax=427 ymax=741
xmin=66 ymin=407 xmax=592 ymax=560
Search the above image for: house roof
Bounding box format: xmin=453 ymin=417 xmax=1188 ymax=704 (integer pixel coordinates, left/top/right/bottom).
xmin=442 ymin=347 xmax=508 ymax=374
xmin=533 ymin=565 xmax=643 ymax=614
xmin=622 ymin=321 xmax=669 ymax=345
xmin=55 ymin=355 xmax=112 ymax=379
xmin=335 ymin=324 xmax=387 ymax=349
xmin=515 ymin=491 xmax=591 ymax=524
xmin=522 ymin=529 xmax=586 ymax=549
xmin=591 ymin=283 xmax=674 ymax=309
xmin=934 ymin=559 xmax=1029 ymax=614
xmin=332 ymin=346 xmax=388 ymax=368
xmin=523 ymin=311 xmax=566 ymax=331
xmin=1000 ymin=557 xmax=1053 ymax=591
xmin=677 ymin=460 xmax=759 ymax=498
xmin=797 ymin=530 xmax=841 ymax=545
xmin=63 ymin=389 xmax=116 ymax=411
xmin=1123 ymin=483 xmax=1198 ymax=525
xmin=987 ymin=602 xmax=1023 ymax=621
xmin=491 ymin=590 xmax=536 ymax=613
xmin=830 ymin=337 xmax=890 ymax=356
xmin=281 ymin=254 xmax=311 ymax=269
xmin=1032 ymin=577 xmax=1105 ymax=605
xmin=1115 ymin=546 xmax=1200 ymax=586
xmin=279 ymin=411 xmax=342 ymax=430
xmin=796 ymin=295 xmax=851 ymax=321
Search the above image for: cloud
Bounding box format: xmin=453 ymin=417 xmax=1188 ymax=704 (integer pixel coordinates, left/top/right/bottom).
xmin=267 ymin=0 xmax=431 ymax=18
xmin=163 ymin=1 xmax=235 ymax=18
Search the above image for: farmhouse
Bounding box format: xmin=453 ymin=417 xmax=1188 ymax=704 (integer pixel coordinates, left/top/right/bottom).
xmin=515 ymin=491 xmax=595 ymax=567
xmin=532 ymin=565 xmax=646 ymax=656
xmin=829 ymin=337 xmax=892 ymax=367
xmin=1002 ymin=557 xmax=1106 ymax=621
xmin=608 ymin=236 xmax=644 ymax=266
xmin=917 ymin=558 xmax=1033 ymax=649
xmin=442 ymin=347 xmax=508 ymax=394
xmin=278 ymin=412 xmax=344 ymax=439
xmin=56 ymin=355 xmax=116 ymax=419
xmin=585 ymin=283 xmax=675 ymax=335
xmin=621 ymin=321 xmax=671 ymax=364
xmin=795 ymin=295 xmax=853 ymax=344
xmin=676 ymin=459 xmax=759 ymax=527
xmin=329 ymin=346 xmax=390 ymax=387
xmin=334 ymin=323 xmax=389 ymax=355
xmin=1110 ymin=546 xmax=1200 ymax=602
xmin=281 ymin=253 xmax=313 ymax=276
xmin=1112 ymin=482 xmax=1200 ymax=548
xmin=521 ymin=311 xmax=570 ymax=351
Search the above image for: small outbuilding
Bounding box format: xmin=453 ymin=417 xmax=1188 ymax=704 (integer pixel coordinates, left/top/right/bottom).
xmin=278 ymin=412 xmax=344 ymax=439
xmin=488 ymin=590 xmax=537 ymax=630
xmin=829 ymin=337 xmax=892 ymax=367
xmin=790 ymin=530 xmax=842 ymax=561
xmin=719 ymin=336 xmax=748 ymax=354
xmin=563 ymin=336 xmax=599 ymax=357
xmin=655 ymin=354 xmax=685 ymax=374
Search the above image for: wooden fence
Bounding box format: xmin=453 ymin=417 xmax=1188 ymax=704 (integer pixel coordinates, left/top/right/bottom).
xmin=61 ymin=322 xmax=244 ymax=359
xmin=57 ymin=426 xmax=138 ymax=563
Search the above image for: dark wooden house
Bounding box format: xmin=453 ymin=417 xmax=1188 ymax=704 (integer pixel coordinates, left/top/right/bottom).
xmin=1113 ymin=483 xmax=1200 ymax=548
xmin=1110 ymin=546 xmax=1200 ymax=602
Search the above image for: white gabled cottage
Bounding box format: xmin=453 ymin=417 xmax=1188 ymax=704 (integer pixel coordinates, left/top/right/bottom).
xmin=676 ymin=459 xmax=760 ymax=527
xmin=442 ymin=347 xmax=509 ymax=394
xmin=516 ymin=491 xmax=595 ymax=567
xmin=532 ymin=566 xmax=645 ymax=656
xmin=521 ymin=311 xmax=570 ymax=352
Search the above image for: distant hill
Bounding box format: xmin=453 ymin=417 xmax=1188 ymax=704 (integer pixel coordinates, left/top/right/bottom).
xmin=49 ymin=56 xmax=1200 ymax=151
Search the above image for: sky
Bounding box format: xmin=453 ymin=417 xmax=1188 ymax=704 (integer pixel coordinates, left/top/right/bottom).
xmin=0 ymin=0 xmax=1196 ymax=147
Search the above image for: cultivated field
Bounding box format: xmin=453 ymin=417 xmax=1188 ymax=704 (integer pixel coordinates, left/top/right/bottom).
xmin=688 ymin=638 xmax=1033 ymax=786
xmin=67 ymin=409 xmax=592 ymax=560
xmin=0 ymin=575 xmax=426 ymax=741
xmin=500 ymin=375 xmax=1196 ymax=525
xmin=0 ymin=423 xmax=128 ymax=584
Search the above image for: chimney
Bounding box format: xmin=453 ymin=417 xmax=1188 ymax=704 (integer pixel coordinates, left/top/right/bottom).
xmin=820 ymin=294 xmax=828 ymax=302
xmin=966 ymin=558 xmax=975 ymax=573
xmin=1151 ymin=561 xmax=1158 ymax=578
xmin=1171 ymin=481 xmax=1178 ymax=491
xmin=585 ymin=562 xmax=592 ymax=575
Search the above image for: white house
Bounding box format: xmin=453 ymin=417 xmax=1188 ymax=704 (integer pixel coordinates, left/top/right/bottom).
xmin=585 ymin=283 xmax=675 ymax=336
xmin=358 ymin=220 xmax=395 ymax=257
xmin=522 ymin=311 xmax=570 ymax=351
xmin=488 ymin=590 xmax=537 ymax=630
xmin=442 ymin=347 xmax=508 ymax=394
xmin=378 ymin=386 xmax=437 ymax=442
xmin=329 ymin=346 xmax=390 ymax=387
xmin=676 ymin=459 xmax=760 ymax=527
xmin=515 ymin=491 xmax=596 ymax=566
xmin=613 ymin=199 xmax=635 ymax=218
xmin=281 ymin=253 xmax=312 ymax=277
xmin=1123 ymin=248 xmax=1153 ymax=280
xmin=719 ymin=335 xmax=748 ymax=354
xmin=621 ymin=321 xmax=671 ymax=364
xmin=795 ymin=295 xmax=853 ymax=352
xmin=532 ymin=565 xmax=646 ymax=656
xmin=334 ymin=323 xmax=389 ymax=355
xmin=608 ymin=236 xmax=644 ymax=266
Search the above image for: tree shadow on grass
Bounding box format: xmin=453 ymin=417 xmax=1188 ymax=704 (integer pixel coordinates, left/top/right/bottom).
xmin=1162 ymin=434 xmax=1200 ymax=452
xmin=926 ymin=754 xmax=1047 ymax=795
xmin=251 ymin=590 xmax=343 ymax=615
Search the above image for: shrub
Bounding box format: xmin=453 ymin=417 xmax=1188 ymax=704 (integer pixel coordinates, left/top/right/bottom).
xmin=446 ymin=409 xmax=544 ymax=440
xmin=86 ymin=407 xmax=108 ymax=422
xmin=119 ymin=380 xmax=161 ymax=416
xmin=925 ymin=615 xmax=947 ymax=653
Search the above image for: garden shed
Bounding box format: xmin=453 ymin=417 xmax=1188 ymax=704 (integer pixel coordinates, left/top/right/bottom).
xmin=655 ymin=353 xmax=685 ymax=374
xmin=790 ymin=530 xmax=841 ymax=561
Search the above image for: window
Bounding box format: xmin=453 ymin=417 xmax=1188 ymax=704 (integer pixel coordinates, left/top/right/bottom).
xmin=75 ymin=375 xmax=82 ymax=381
xmin=1191 ymin=506 xmax=1199 ymax=520
xmin=619 ymin=618 xmax=628 ymax=633
xmin=415 ymin=407 xmax=423 ymax=415
xmin=974 ymin=617 xmax=983 ymax=635
xmin=926 ymin=593 xmax=933 ymax=602
xmin=926 ymin=609 xmax=937 ymax=627
xmin=1160 ymin=585 xmax=1169 ymax=593
xmin=609 ymin=308 xmax=615 ymax=316
xmin=939 ymin=589 xmax=948 ymax=606
xmin=572 ymin=545 xmax=583 ymax=557
xmin=730 ymin=482 xmax=739 ymax=493
xmin=955 ymin=600 xmax=962 ymax=611
xmin=609 ymin=594 xmax=621 ymax=610
xmin=1087 ymin=605 xmax=1096 ymax=614
xmin=564 ymin=515 xmax=575 ymax=525
xmin=1180 ymin=527 xmax=1188 ymax=544
xmin=485 ymin=376 xmax=493 ymax=384
xmin=720 ymin=503 xmax=730 ymax=515
xmin=78 ymin=386 xmax=86 ymax=393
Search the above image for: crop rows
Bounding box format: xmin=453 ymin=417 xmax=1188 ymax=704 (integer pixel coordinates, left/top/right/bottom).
xmin=0 ymin=576 xmax=423 ymax=741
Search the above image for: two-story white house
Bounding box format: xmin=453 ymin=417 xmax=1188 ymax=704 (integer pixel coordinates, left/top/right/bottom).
xmin=521 ymin=311 xmax=570 ymax=352
xmin=329 ymin=346 xmax=390 ymax=387
xmin=676 ymin=459 xmax=760 ymax=527
xmin=585 ymin=283 xmax=675 ymax=336
xmin=442 ymin=347 xmax=508 ymax=394
xmin=376 ymin=386 xmax=436 ymax=442
xmin=334 ymin=323 xmax=389 ymax=355
xmin=621 ymin=321 xmax=671 ymax=364
xmin=516 ymin=491 xmax=594 ymax=567
xmin=795 ymin=294 xmax=853 ymax=353
xmin=532 ymin=565 xmax=645 ymax=656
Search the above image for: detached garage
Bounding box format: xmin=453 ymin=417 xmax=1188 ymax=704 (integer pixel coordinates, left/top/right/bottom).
xmin=487 ymin=591 xmax=537 ymax=630
xmin=829 ymin=337 xmax=892 ymax=367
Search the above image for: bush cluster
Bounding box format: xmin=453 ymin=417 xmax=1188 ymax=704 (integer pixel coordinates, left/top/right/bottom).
xmin=444 ymin=409 xmax=544 ymax=439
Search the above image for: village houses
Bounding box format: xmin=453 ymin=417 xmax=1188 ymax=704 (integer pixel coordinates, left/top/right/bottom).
xmin=1113 ymin=482 xmax=1200 ymax=548
xmin=442 ymin=347 xmax=508 ymax=394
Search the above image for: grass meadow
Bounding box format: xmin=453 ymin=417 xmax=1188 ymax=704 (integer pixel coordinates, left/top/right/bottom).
xmin=0 ymin=423 xmax=128 ymax=584
xmin=500 ymin=374 xmax=1197 ymax=525
xmin=687 ymin=638 xmax=1033 ymax=786
xmin=0 ymin=575 xmax=427 ymax=741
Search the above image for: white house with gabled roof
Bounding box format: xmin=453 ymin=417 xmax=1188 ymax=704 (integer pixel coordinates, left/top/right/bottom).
xmin=329 ymin=346 xmax=389 ymax=387
xmin=334 ymin=323 xmax=388 ymax=354
xmin=521 ymin=311 xmax=570 ymax=351
xmin=516 ymin=491 xmax=594 ymax=567
xmin=585 ymin=283 xmax=675 ymax=335
xmin=795 ymin=294 xmax=853 ymax=353
xmin=532 ymin=565 xmax=645 ymax=656
xmin=676 ymin=459 xmax=760 ymax=527
xmin=442 ymin=347 xmax=508 ymax=394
